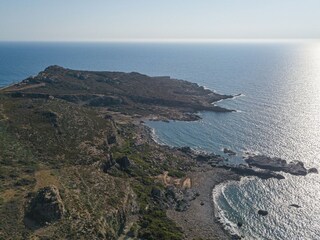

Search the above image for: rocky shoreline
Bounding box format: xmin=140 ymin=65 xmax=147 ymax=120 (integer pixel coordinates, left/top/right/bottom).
xmin=166 ymin=167 xmax=240 ymax=240
xmin=145 ymin=139 xmax=319 ymax=239
xmin=0 ymin=66 xmax=317 ymax=239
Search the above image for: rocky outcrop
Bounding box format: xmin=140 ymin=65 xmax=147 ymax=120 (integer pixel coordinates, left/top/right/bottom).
xmin=289 ymin=204 xmax=301 ymax=208
xmin=245 ymin=155 xmax=309 ymax=176
xmin=107 ymin=134 xmax=117 ymax=145
xmin=223 ymin=148 xmax=236 ymax=156
xmin=25 ymin=185 xmax=65 ymax=227
xmin=308 ymin=168 xmax=318 ymax=174
xmin=177 ymin=146 xmax=192 ymax=154
xmin=116 ymin=156 xmax=131 ymax=170
xmin=102 ymin=154 xmax=116 ymax=172
xmin=257 ymin=210 xmax=268 ymax=216
xmin=165 ymin=186 xmax=198 ymax=212
xmin=40 ymin=111 xmax=59 ymax=128
xmin=225 ymin=165 xmax=285 ymax=180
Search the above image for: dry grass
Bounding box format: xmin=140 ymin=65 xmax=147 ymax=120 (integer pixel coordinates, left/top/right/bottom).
xmin=0 ymin=189 xmax=16 ymax=202
xmin=34 ymin=169 xmax=61 ymax=190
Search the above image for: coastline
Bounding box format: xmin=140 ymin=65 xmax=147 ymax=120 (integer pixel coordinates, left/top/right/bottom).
xmin=145 ymin=120 xmax=318 ymax=239
xmin=140 ymin=122 xmax=242 ymax=239
xmin=2 ymin=66 xmax=316 ymax=239
xmin=0 ymin=66 xmax=240 ymax=239
xmin=166 ymin=166 xmax=241 ymax=240
xmin=212 ymin=179 xmax=246 ymax=238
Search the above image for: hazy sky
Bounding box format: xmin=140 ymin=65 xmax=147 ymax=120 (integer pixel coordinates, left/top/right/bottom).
xmin=1 ymin=0 xmax=320 ymax=41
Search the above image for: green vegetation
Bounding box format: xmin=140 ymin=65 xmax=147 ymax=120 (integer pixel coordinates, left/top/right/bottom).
xmin=138 ymin=210 xmax=183 ymax=240
xmin=0 ymin=94 xmax=188 ymax=239
xmin=0 ymin=66 xmax=206 ymax=239
xmin=168 ymin=169 xmax=186 ymax=178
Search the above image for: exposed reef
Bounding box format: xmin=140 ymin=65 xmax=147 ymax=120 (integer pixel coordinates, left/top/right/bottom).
xmin=245 ymin=155 xmax=311 ymax=176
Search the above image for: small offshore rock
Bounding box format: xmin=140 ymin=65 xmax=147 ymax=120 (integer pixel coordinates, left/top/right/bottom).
xmin=237 ymin=222 xmax=243 ymax=228
xmin=289 ymin=204 xmax=301 ymax=208
xmin=178 ymin=146 xmax=192 ymax=154
xmin=308 ymin=168 xmax=318 ymax=174
xmin=245 ymin=155 xmax=308 ymax=176
xmin=231 ymin=234 xmax=242 ymax=240
xmin=257 ymin=210 xmax=268 ymax=216
xmin=223 ymin=148 xmax=236 ymax=156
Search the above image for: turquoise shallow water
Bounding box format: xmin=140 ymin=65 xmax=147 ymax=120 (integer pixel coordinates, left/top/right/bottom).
xmin=1 ymin=41 xmax=320 ymax=239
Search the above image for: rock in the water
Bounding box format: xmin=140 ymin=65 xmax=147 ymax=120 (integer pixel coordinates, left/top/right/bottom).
xmin=237 ymin=222 xmax=243 ymax=227
xmin=308 ymin=168 xmax=318 ymax=174
xmin=289 ymin=204 xmax=301 ymax=208
xmin=257 ymin=210 xmax=268 ymax=216
xmin=245 ymin=155 xmax=308 ymax=176
xmin=178 ymin=146 xmax=192 ymax=154
xmin=223 ymin=148 xmax=236 ymax=156
xmin=231 ymin=234 xmax=242 ymax=240
xmin=25 ymin=185 xmax=65 ymax=227
xmin=226 ymin=165 xmax=285 ymax=180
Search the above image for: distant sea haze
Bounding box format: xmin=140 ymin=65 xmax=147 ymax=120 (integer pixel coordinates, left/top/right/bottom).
xmin=1 ymin=41 xmax=320 ymax=239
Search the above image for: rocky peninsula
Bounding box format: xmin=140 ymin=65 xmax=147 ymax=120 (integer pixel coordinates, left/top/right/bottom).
xmin=0 ymin=66 xmax=316 ymax=240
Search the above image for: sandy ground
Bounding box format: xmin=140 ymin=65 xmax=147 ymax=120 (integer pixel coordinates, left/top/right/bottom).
xmin=167 ymin=166 xmax=240 ymax=240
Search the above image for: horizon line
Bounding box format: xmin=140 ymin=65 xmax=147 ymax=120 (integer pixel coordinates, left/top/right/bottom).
xmin=0 ymin=38 xmax=319 ymax=44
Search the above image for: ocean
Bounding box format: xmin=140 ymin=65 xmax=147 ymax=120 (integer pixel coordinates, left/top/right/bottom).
xmin=1 ymin=41 xmax=320 ymax=239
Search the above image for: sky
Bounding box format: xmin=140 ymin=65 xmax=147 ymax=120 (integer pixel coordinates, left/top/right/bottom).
xmin=0 ymin=0 xmax=320 ymax=41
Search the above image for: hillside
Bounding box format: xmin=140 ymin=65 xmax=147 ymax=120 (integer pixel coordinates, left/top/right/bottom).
xmin=3 ymin=65 xmax=233 ymax=120
xmin=0 ymin=67 xmax=234 ymax=240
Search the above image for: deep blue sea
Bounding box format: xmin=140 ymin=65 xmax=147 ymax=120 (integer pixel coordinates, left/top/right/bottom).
xmin=1 ymin=41 xmax=320 ymax=239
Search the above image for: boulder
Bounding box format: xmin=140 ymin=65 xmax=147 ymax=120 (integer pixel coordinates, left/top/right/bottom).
xmin=176 ymin=199 xmax=189 ymax=212
xmin=151 ymin=187 xmax=162 ymax=199
xmin=231 ymin=234 xmax=242 ymax=240
xmin=102 ymin=154 xmax=115 ymax=172
xmin=257 ymin=210 xmax=268 ymax=216
xmin=289 ymin=204 xmax=301 ymax=208
xmin=226 ymin=165 xmax=285 ymax=180
xmin=308 ymin=168 xmax=318 ymax=174
xmin=223 ymin=148 xmax=236 ymax=156
xmin=25 ymin=186 xmax=65 ymax=227
xmin=178 ymin=146 xmax=192 ymax=154
xmin=245 ymin=155 xmax=308 ymax=176
xmin=116 ymin=156 xmax=131 ymax=170
xmin=107 ymin=134 xmax=117 ymax=145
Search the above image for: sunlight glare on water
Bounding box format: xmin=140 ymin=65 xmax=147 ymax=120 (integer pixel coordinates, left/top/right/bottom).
xmin=146 ymin=42 xmax=320 ymax=239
